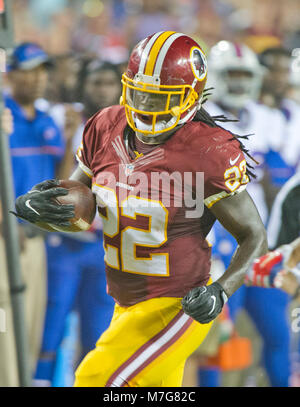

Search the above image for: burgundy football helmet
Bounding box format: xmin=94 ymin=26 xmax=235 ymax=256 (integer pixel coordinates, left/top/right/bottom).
xmin=121 ymin=31 xmax=207 ymax=137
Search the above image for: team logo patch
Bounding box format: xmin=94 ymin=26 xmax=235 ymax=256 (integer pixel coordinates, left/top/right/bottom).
xmin=190 ymin=47 xmax=207 ymax=81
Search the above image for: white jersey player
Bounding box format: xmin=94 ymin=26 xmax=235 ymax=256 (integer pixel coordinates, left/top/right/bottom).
xmin=205 ymin=41 xmax=286 ymax=224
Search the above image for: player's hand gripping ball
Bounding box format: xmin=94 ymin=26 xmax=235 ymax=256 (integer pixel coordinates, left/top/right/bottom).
xmin=181 ymin=282 xmax=228 ymax=324
xmin=13 ymin=179 xmax=96 ymax=232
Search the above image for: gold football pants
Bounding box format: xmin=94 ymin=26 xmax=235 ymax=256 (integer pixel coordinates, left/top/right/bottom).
xmin=74 ymin=296 xmax=213 ymax=387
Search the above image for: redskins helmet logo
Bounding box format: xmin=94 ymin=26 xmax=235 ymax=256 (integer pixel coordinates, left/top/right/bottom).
xmin=190 ymin=47 xmax=207 ymax=81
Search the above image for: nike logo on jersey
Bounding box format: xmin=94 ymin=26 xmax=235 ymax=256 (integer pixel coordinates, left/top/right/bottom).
xmin=229 ymin=154 xmax=241 ymax=166
xmin=25 ymin=199 xmax=40 ymax=216
xmin=208 ymin=295 xmax=216 ymax=315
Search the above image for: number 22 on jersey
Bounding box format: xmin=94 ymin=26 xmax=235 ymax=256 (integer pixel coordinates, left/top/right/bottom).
xmin=93 ymin=184 xmax=170 ymax=277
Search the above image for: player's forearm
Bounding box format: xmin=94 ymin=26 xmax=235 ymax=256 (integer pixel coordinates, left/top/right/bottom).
xmin=216 ymin=228 xmax=268 ymax=297
xmin=56 ymin=140 xmax=75 ymax=180
xmin=69 ymin=165 xmax=92 ymax=188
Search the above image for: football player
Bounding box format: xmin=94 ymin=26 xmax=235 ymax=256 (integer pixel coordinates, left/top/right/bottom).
xmin=12 ymin=31 xmax=267 ymax=387
xmin=206 ymin=40 xmax=285 ymax=224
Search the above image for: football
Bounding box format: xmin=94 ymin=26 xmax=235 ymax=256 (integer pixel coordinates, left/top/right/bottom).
xmin=36 ymin=179 xmax=96 ymax=233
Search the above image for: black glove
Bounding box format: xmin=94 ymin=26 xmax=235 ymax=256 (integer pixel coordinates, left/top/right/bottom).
xmin=181 ymin=282 xmax=228 ymax=324
xmin=31 ymin=179 xmax=62 ymax=192
xmin=11 ymin=179 xmax=75 ymax=227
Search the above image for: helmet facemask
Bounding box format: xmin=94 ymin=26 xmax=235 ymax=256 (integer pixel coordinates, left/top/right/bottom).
xmin=121 ymin=72 xmax=199 ymax=137
xmin=220 ymin=69 xmax=262 ymax=109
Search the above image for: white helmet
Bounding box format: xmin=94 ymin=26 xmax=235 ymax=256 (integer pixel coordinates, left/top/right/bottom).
xmin=207 ymin=41 xmax=265 ymax=109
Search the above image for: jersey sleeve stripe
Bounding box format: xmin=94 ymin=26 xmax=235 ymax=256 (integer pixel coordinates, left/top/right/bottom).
xmin=75 ymin=155 xmax=93 ymax=178
xmin=204 ymin=184 xmax=247 ymax=208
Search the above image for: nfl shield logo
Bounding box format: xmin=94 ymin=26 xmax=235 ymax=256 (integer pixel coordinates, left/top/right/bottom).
xmin=124 ymin=163 xmax=135 ymax=176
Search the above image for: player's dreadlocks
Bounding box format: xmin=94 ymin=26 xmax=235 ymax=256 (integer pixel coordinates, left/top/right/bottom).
xmin=193 ymin=88 xmax=258 ymax=179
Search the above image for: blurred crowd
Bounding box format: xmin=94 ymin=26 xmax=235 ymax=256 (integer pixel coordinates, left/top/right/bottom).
xmin=1 ymin=0 xmax=300 ymax=388
xmin=11 ymin=0 xmax=300 ymax=56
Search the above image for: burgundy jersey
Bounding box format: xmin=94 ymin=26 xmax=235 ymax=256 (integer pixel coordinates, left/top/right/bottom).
xmin=76 ymin=106 xmax=248 ymax=306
